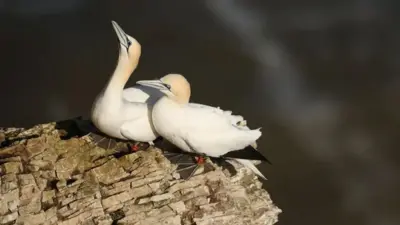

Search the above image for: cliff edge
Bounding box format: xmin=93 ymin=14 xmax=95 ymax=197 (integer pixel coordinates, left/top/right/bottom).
xmin=0 ymin=119 xmax=281 ymax=225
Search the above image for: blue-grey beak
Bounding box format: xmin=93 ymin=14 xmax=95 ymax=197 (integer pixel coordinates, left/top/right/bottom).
xmin=136 ymin=80 xmax=171 ymax=92
xmin=111 ymin=20 xmax=131 ymax=50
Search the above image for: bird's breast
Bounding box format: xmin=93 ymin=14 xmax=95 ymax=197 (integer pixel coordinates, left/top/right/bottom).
xmin=152 ymin=100 xmax=181 ymax=135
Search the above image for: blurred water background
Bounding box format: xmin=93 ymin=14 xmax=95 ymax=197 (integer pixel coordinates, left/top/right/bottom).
xmin=0 ymin=1 xmax=399 ymax=225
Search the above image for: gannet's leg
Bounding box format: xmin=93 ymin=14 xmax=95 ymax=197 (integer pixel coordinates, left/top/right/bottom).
xmin=195 ymin=156 xmax=205 ymax=164
xmin=130 ymin=142 xmax=141 ymax=152
xmin=128 ymin=141 xmax=155 ymax=152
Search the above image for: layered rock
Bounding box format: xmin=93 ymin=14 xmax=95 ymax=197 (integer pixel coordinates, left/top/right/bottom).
xmin=0 ymin=121 xmax=281 ymax=225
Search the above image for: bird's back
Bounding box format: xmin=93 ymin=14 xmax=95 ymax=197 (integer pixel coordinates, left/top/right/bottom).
xmin=171 ymin=104 xmax=262 ymax=157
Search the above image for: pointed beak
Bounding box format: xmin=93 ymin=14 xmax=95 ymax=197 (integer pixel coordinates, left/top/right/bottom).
xmin=136 ymin=80 xmax=171 ymax=92
xmin=111 ymin=20 xmax=129 ymax=49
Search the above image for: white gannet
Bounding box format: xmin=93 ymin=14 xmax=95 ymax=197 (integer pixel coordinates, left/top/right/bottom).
xmin=136 ymin=74 xmax=270 ymax=180
xmin=90 ymin=21 xmax=160 ymax=150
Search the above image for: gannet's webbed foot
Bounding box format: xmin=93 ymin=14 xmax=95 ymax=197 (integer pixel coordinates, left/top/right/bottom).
xmin=88 ymin=132 xmax=119 ymax=150
xmin=163 ymin=151 xmax=194 ymax=165
xmin=164 ymin=152 xmax=213 ymax=180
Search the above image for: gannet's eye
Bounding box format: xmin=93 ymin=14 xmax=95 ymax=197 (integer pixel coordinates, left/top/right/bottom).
xmin=127 ymin=38 xmax=132 ymax=47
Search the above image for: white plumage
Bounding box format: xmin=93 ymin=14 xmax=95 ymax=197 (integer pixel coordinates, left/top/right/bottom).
xmin=152 ymin=97 xmax=262 ymax=157
xmin=136 ymin=74 xmax=267 ymax=179
xmin=91 ymin=21 xmax=158 ymax=144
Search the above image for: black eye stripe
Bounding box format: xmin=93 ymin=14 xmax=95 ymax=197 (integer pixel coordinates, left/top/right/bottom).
xmin=164 ymin=84 xmax=171 ymax=89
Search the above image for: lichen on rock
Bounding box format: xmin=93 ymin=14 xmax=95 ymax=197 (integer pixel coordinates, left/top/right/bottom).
xmin=0 ymin=120 xmax=281 ymax=225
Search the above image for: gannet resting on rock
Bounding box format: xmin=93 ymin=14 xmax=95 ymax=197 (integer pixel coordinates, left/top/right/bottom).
xmin=91 ymin=21 xmax=161 ymax=151
xmin=136 ymin=74 xmax=271 ymax=180
xmin=126 ymin=74 xmax=246 ymax=126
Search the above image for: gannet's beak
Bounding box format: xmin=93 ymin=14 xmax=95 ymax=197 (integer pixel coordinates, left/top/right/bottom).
xmin=111 ymin=20 xmax=131 ymax=51
xmin=136 ymin=80 xmax=172 ymax=92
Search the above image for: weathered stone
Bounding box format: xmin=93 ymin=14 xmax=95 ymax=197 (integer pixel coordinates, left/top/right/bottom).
xmin=188 ymin=196 xmax=209 ymax=206
xmin=15 ymin=211 xmax=46 ymax=225
xmin=20 ymin=185 xmax=40 ymax=204
xmin=101 ymin=191 xmax=131 ymax=210
xmin=1 ymin=174 xmax=18 ymax=194
xmin=18 ymin=174 xmax=36 ymax=187
xmin=25 ymin=136 xmax=47 ymax=158
xmin=18 ymin=194 xmax=41 ymax=215
xmin=123 ymin=202 xmax=154 ymax=216
xmin=169 ymin=201 xmax=186 ymax=214
xmin=39 ymin=170 xmax=56 ymax=180
xmin=42 ymin=190 xmax=56 ymax=205
xmin=0 ymin=188 xmax=19 ymax=215
xmin=90 ymin=159 xmax=129 ymax=185
xmin=138 ymin=193 xmax=174 ymax=204
xmin=0 ymin=156 xmax=21 ymax=163
xmin=100 ymin=180 xmax=131 ymax=197
xmin=29 ymin=159 xmax=52 ymax=170
xmin=7 ymin=200 xmax=19 ymax=212
xmin=33 ymin=173 xmax=47 ymax=191
xmin=0 ymin=145 xmax=25 ymax=160
xmin=129 ymin=184 xmax=153 ymax=198
xmin=0 ymin=121 xmax=281 ymax=225
xmin=117 ymin=153 xmax=141 ymax=172
xmin=0 ymin=211 xmax=18 ymax=224
xmin=0 ymin=203 xmax=7 ymax=216
xmin=118 ymin=212 xmax=146 ymax=224
xmin=167 ymin=179 xmax=203 ymax=193
xmin=146 ymin=205 xmax=175 ymax=220
xmin=148 ymin=181 xmax=161 ymax=192
xmin=130 ymin=174 xmax=165 ymax=188
xmin=44 ymin=207 xmax=58 ymax=225
xmin=55 ymin=156 xmax=79 ymax=180
xmin=1 ymin=161 xmax=23 ymax=174
xmin=93 ymin=215 xmax=113 ymax=225
xmin=180 ymin=185 xmax=210 ymax=202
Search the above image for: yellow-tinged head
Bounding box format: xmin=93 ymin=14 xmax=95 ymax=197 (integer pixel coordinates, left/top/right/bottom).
xmin=136 ymin=73 xmax=191 ymax=104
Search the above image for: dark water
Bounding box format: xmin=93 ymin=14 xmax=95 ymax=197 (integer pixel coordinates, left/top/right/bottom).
xmin=1 ymin=1 xmax=399 ymax=225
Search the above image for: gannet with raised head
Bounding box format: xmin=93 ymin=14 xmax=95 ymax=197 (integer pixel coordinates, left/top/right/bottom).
xmin=136 ymin=74 xmax=270 ymax=180
xmin=91 ymin=21 xmax=161 ymax=149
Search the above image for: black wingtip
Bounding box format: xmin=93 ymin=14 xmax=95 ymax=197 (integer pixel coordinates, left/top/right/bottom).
xmin=152 ymin=136 xmax=164 ymax=147
xmin=222 ymin=145 xmax=272 ymax=164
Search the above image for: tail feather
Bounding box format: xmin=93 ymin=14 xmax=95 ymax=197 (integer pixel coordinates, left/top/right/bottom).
xmin=222 ymin=144 xmax=270 ymax=162
xmin=232 ymin=158 xmax=267 ymax=180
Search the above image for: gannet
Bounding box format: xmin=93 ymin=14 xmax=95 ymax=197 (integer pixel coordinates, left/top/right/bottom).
xmin=90 ymin=21 xmax=161 ymax=150
xmin=136 ymin=74 xmax=270 ymax=180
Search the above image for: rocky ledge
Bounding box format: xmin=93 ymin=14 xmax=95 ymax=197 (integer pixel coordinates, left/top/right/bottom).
xmin=0 ymin=120 xmax=281 ymax=225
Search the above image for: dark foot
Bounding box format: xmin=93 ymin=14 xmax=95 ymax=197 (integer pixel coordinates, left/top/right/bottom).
xmin=88 ymin=132 xmax=118 ymax=150
xmin=163 ymin=151 xmax=213 ymax=180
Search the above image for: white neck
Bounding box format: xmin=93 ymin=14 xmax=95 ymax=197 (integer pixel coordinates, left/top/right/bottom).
xmin=103 ymin=50 xmax=135 ymax=101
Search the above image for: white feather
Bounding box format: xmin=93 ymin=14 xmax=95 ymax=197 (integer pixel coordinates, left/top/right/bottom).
xmin=229 ymin=158 xmax=267 ymax=180
xmin=151 ymin=97 xmax=262 ymax=158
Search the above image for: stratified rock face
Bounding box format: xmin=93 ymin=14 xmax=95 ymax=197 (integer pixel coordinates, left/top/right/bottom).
xmin=0 ymin=122 xmax=281 ymax=225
